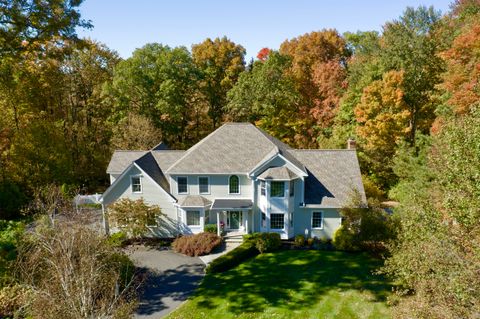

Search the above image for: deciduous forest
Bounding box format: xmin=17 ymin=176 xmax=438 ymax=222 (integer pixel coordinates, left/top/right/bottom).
xmin=0 ymin=0 xmax=479 ymax=318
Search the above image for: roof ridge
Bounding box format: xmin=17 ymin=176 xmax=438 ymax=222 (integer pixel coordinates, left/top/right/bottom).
xmin=166 ymin=125 xmax=228 ymax=173
xmin=289 ymin=149 xmax=354 ymax=152
xmin=113 ymin=150 xmax=148 ymax=152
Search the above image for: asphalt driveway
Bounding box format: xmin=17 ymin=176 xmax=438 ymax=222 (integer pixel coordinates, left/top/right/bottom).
xmin=127 ymin=246 xmax=205 ymax=319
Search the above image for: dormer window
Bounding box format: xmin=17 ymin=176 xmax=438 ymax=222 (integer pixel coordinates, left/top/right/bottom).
xmin=229 ymin=175 xmax=239 ymax=194
xmin=270 ymin=181 xmax=285 ymax=197
xmin=131 ymin=175 xmax=142 ymax=193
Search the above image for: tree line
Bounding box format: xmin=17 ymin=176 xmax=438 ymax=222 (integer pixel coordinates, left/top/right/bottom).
xmin=0 ymin=1 xmax=479 ymax=317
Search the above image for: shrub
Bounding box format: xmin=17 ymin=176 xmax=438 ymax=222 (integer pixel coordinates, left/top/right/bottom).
xmin=206 ymin=241 xmax=259 ymax=273
xmin=0 ymin=284 xmax=33 ymax=318
xmin=307 ymin=237 xmax=315 ymax=247
xmin=254 ymin=233 xmax=281 ymax=253
xmin=204 ymin=224 xmax=217 ymax=234
xmin=106 ymin=231 xmax=128 ymax=247
xmin=294 ymin=234 xmax=306 ymax=247
xmin=333 ymin=226 xmax=360 ymax=251
xmin=173 ymin=232 xmax=222 ymax=257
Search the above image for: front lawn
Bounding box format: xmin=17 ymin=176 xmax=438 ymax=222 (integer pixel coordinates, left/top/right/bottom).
xmin=168 ymin=250 xmax=391 ymax=319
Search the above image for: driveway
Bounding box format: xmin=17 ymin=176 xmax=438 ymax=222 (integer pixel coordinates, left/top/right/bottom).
xmin=127 ymin=246 xmax=205 ymax=319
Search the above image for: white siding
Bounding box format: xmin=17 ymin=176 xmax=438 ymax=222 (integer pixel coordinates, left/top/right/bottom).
xmin=103 ymin=165 xmax=179 ymax=237
xmin=293 ymin=208 xmax=341 ymax=239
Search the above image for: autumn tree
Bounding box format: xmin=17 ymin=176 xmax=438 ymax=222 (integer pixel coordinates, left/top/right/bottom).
xmin=192 ymin=37 xmax=246 ymax=128
xmin=355 ymin=70 xmax=411 ymax=186
xmin=110 ymin=113 xmax=163 ymax=151
xmin=256 ymin=47 xmax=271 ymax=61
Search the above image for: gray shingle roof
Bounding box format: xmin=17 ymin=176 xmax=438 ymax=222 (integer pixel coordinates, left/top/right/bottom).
xmin=107 ymin=151 xmax=147 ymax=174
xmin=211 ymin=199 xmax=253 ymax=210
xmin=178 ymin=195 xmax=212 ymax=207
xmin=288 ymin=150 xmax=366 ymax=208
xmin=166 ymin=123 xmax=305 ymax=174
xmin=258 ymin=166 xmax=299 ymax=180
xmin=134 ymin=152 xmax=170 ymax=192
xmin=151 ymin=150 xmax=185 ymax=171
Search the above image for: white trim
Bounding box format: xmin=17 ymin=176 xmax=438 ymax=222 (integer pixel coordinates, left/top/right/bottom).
xmin=249 ymin=153 xmax=308 ymax=178
xmin=311 ymin=211 xmax=324 ymax=229
xmin=133 ymin=163 xmax=177 ymax=202
xmin=228 ymin=175 xmax=241 ymax=194
xmin=177 ymin=176 xmax=189 ymax=194
xmin=198 ymin=176 xmax=210 ymax=194
xmin=185 ymin=210 xmax=201 ymax=227
xmin=130 ymin=174 xmax=143 ymax=194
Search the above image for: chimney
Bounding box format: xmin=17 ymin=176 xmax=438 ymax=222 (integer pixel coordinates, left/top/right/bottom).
xmin=347 ymin=138 xmax=356 ymax=150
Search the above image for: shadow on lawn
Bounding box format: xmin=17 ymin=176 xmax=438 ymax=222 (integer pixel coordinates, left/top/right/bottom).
xmin=135 ymin=262 xmax=205 ymax=316
xmin=194 ymin=250 xmax=390 ymax=315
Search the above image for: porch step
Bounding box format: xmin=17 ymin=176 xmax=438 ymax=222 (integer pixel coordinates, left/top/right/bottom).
xmin=224 ymin=235 xmax=244 ymax=244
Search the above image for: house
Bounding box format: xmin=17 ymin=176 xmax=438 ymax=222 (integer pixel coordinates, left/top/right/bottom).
xmin=101 ymin=123 xmax=366 ymax=239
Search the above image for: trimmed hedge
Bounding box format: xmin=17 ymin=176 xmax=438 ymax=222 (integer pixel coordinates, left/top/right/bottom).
xmin=205 ymin=241 xmax=258 ymax=273
xmin=173 ymin=232 xmax=222 ymax=257
xmin=206 ymin=232 xmax=282 ymax=273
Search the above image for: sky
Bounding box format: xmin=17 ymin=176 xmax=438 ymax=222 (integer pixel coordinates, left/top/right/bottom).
xmin=77 ymin=0 xmax=453 ymax=60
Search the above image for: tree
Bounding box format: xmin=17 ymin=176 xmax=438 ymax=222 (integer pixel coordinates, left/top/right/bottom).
xmin=110 ymin=113 xmax=162 ymax=151
xmin=226 ymin=51 xmax=300 ymax=145
xmin=256 ymin=47 xmax=271 ymax=61
xmin=383 ymin=107 xmax=480 ymax=318
xmin=0 ymin=0 xmax=92 ymax=58
xmin=106 ymin=43 xmax=201 ymax=147
xmin=380 ymin=6 xmax=444 ymax=144
xmin=108 ymin=199 xmax=163 ymax=238
xmin=354 ymin=70 xmax=411 ymax=186
xmin=192 ymin=37 xmax=246 ymax=128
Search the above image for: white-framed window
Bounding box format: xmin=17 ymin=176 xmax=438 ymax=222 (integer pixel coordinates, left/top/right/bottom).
xmin=289 ymin=180 xmax=295 ymax=197
xmin=260 ymin=180 xmax=266 ymax=196
xmin=290 ymin=212 xmax=293 ymax=227
xmin=270 ymin=213 xmax=284 ymax=229
xmin=199 ymin=176 xmax=209 ymax=194
xmin=186 ymin=210 xmax=200 ymax=226
xmin=270 ymin=181 xmax=284 ymax=197
xmin=177 ymin=176 xmax=188 ymax=194
xmin=229 ymin=175 xmax=240 ymax=194
xmin=312 ymin=211 xmax=324 ymax=229
xmin=261 ymin=212 xmax=267 ymax=228
xmin=131 ymin=175 xmax=142 ymax=193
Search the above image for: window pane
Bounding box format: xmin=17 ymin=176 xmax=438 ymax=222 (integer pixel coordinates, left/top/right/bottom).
xmin=131 ymin=176 xmax=141 ymax=192
xmin=312 ymin=212 xmax=323 ymax=228
xmin=229 ymin=175 xmax=239 ymax=194
xmin=260 ymin=180 xmax=266 ymax=196
xmin=178 ymin=177 xmax=187 ymax=193
xmin=186 ymin=211 xmax=200 ymax=226
xmin=289 ymin=180 xmax=294 ymax=197
xmin=261 ymin=212 xmax=266 ymax=228
xmin=199 ymin=177 xmax=209 ymax=193
xmin=270 ymin=181 xmax=285 ymax=197
xmin=270 ymin=213 xmax=284 ymax=229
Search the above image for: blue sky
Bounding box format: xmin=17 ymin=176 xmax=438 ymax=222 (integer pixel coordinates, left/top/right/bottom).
xmin=77 ymin=0 xmax=452 ymax=60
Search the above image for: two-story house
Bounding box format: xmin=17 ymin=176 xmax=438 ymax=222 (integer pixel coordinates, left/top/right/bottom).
xmin=101 ymin=123 xmax=366 ymax=239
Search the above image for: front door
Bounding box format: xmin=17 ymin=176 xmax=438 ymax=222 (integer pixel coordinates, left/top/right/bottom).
xmin=228 ymin=211 xmax=241 ymax=229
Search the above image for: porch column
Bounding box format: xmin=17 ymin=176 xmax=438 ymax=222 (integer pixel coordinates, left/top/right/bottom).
xmin=245 ymin=210 xmax=249 ymax=234
xmin=216 ymin=211 xmax=221 ymax=236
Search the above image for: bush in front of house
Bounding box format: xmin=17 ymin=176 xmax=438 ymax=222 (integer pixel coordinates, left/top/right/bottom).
xmin=205 ymin=240 xmax=259 ymax=273
xmin=106 ymin=231 xmax=128 ymax=248
xmin=294 ymin=234 xmax=306 ymax=247
xmin=173 ymin=232 xmax=222 ymax=257
xmin=333 ymin=225 xmax=360 ymax=251
xmin=246 ymin=232 xmax=281 ymax=254
xmin=204 ymin=224 xmax=217 ymax=234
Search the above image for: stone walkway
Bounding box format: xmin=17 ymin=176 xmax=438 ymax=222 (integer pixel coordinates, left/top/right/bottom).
xmin=199 ymin=242 xmax=241 ymax=265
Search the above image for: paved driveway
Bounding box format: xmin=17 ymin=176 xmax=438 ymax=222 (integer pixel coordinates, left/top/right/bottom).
xmin=127 ymin=246 xmax=205 ymax=319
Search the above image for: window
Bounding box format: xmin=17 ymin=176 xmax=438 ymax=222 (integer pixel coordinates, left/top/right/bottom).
xmin=131 ymin=176 xmax=142 ymax=193
xmin=177 ymin=176 xmax=188 ymax=194
xmin=199 ymin=176 xmax=209 ymax=194
xmin=289 ymin=180 xmax=295 ymax=197
xmin=290 ymin=212 xmax=294 ymax=227
xmin=270 ymin=181 xmax=285 ymax=197
xmin=260 ymin=180 xmax=266 ymax=196
xmin=270 ymin=213 xmax=284 ymax=229
xmin=186 ymin=211 xmax=200 ymax=226
xmin=261 ymin=212 xmax=267 ymax=228
xmin=312 ymin=211 xmax=323 ymax=229
xmin=229 ymin=175 xmax=239 ymax=194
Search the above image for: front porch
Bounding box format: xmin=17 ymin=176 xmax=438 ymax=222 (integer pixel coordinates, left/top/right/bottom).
xmin=210 ymin=199 xmax=253 ymax=237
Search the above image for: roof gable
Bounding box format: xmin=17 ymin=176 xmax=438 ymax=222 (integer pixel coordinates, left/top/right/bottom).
xmin=166 ymin=123 xmax=304 ymax=174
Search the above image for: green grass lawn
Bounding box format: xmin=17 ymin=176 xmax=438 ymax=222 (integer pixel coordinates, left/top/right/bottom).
xmin=168 ymin=250 xmax=392 ymax=319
